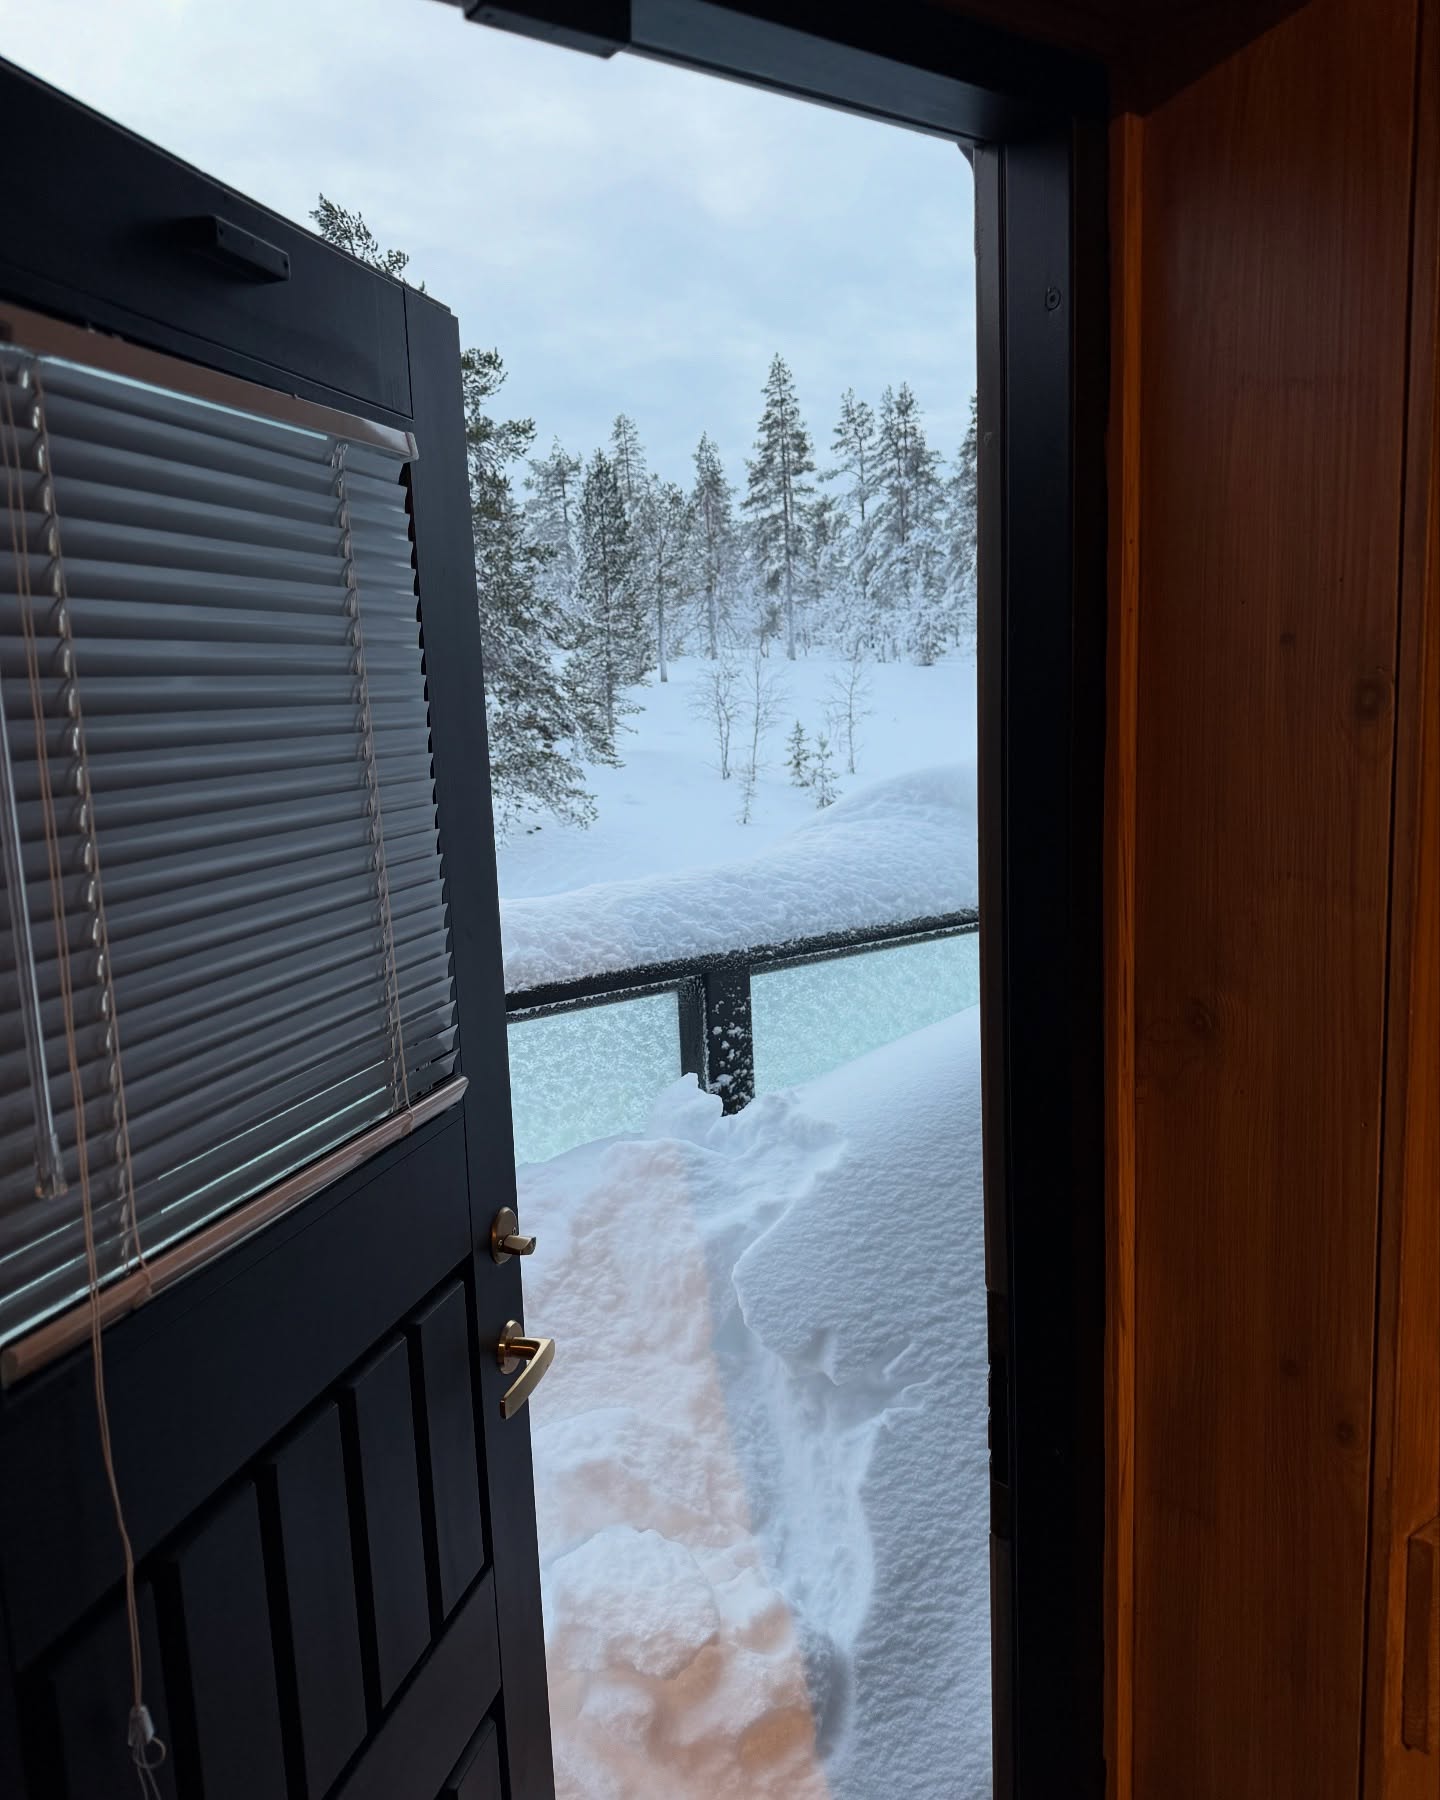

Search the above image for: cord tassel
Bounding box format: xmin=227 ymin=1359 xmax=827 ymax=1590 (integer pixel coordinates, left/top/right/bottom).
xmin=128 ymin=1703 xmax=167 ymax=1798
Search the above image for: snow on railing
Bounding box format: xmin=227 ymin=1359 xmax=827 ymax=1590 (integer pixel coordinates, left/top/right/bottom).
xmin=500 ymin=764 xmax=978 ymax=996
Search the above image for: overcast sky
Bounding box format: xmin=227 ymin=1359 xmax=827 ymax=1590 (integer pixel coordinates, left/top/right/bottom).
xmin=1 ymin=0 xmax=976 ymax=486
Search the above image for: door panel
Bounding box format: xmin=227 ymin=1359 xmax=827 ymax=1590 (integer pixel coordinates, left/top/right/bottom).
xmin=342 ymin=1339 xmax=434 ymax=1708
xmin=0 ymin=56 xmax=552 ymax=1800
xmin=160 ymin=1484 xmax=291 ymax=1800
xmin=410 ymin=1283 xmax=490 ymax=1620
xmin=260 ymin=1408 xmax=371 ymax=1797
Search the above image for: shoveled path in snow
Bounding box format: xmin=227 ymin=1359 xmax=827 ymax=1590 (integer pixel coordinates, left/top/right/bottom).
xmin=520 ymin=1004 xmax=989 ymax=1799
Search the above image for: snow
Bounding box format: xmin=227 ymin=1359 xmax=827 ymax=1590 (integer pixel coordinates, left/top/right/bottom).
xmin=495 ymin=650 xmax=977 ymax=904
xmin=502 ymin=761 xmax=976 ymax=992
xmin=521 ymin=1004 xmax=990 ymax=1799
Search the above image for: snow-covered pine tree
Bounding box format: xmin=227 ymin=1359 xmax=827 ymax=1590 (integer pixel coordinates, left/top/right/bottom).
xmin=832 ymin=388 xmax=879 ymax=526
xmin=799 ymin=490 xmax=847 ymax=651
xmin=635 ymin=476 xmax=691 ymax=683
xmin=690 ymin=433 xmax=737 ymax=659
xmin=567 ymin=449 xmax=648 ymax=758
xmin=310 ymin=198 xmax=595 ymax=837
xmin=874 ymin=382 xmax=948 ymax=663
xmin=829 ymin=388 xmax=880 ymax=627
xmin=785 ymin=720 xmax=812 ymax=787
xmin=812 ymin=732 xmax=839 ymax=807
xmin=744 ymin=354 xmax=816 ymax=662
xmin=610 ymin=414 xmax=648 ymax=521
xmin=457 ymin=351 xmax=599 ymax=832
xmin=525 ymin=438 xmax=583 ymax=611
xmin=942 ymin=391 xmax=980 ymax=652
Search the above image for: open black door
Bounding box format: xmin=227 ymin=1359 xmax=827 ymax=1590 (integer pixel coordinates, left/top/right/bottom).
xmin=0 ymin=62 xmax=553 ymax=1800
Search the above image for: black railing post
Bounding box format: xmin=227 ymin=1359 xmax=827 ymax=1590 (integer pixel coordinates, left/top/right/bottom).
xmin=677 ymin=976 xmax=706 ymax=1084
xmin=700 ymin=965 xmax=754 ymax=1112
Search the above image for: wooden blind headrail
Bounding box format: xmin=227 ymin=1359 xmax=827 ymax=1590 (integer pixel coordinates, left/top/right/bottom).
xmin=0 ymin=1074 xmax=467 ymax=1388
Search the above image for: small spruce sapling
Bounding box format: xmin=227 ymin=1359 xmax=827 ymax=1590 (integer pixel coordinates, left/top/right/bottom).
xmin=785 ymin=720 xmax=812 ymax=788
xmin=812 ymin=732 xmax=839 ymax=808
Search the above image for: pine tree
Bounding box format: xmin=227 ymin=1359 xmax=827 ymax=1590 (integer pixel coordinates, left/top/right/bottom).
xmin=310 ymin=199 xmax=594 ymax=837
xmin=812 ymin=732 xmax=839 ymax=807
xmin=525 ymin=438 xmax=583 ymax=609
xmin=799 ymin=490 xmax=847 ymax=651
xmin=942 ymin=391 xmax=980 ymax=651
xmin=610 ymin=414 xmax=648 ymax=520
xmin=785 ymin=720 xmax=812 ymax=788
xmin=874 ymin=383 xmax=947 ymax=663
xmin=831 ymin=388 xmax=879 ymax=526
xmin=458 ymin=351 xmax=597 ymax=832
xmin=310 ymin=196 xmax=417 ymax=282
xmin=635 ymin=476 xmax=691 ymax=683
xmin=567 ymin=450 xmax=648 ymax=757
xmin=828 ymin=388 xmax=883 ymax=641
xmin=690 ymin=433 xmax=737 ymax=659
xmin=744 ymin=354 xmax=815 ymax=662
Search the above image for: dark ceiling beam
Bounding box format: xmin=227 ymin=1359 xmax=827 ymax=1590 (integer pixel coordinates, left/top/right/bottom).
xmin=439 ymin=0 xmax=1107 ymax=139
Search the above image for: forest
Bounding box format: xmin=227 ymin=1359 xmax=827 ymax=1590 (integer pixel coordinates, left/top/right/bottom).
xmin=313 ymin=199 xmax=979 ymax=838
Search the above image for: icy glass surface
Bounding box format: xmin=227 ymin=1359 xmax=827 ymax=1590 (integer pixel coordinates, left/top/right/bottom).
xmin=752 ymin=931 xmax=980 ymax=1094
xmin=508 ymin=992 xmax=679 ymax=1166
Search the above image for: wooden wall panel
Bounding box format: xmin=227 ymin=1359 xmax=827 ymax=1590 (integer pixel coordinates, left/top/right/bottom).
xmin=1124 ymin=0 xmax=1421 ymax=1793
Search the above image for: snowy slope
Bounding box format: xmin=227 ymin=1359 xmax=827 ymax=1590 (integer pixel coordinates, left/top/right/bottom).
xmin=494 ymin=650 xmax=978 ymax=902
xmin=520 ymin=1004 xmax=990 ymax=1799
xmin=502 ymin=762 xmax=976 ymax=991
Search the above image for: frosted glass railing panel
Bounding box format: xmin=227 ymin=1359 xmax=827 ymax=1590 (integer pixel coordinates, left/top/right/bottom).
xmin=752 ymin=931 xmax=980 ymax=1094
xmin=507 ymin=991 xmax=679 ymax=1165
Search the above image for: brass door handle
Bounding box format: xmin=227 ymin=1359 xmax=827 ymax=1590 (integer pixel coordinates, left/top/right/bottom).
xmin=496 ymin=1319 xmax=555 ymax=1420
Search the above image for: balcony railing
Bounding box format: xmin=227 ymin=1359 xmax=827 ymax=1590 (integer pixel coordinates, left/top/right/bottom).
xmin=504 ymin=909 xmax=980 ymax=1113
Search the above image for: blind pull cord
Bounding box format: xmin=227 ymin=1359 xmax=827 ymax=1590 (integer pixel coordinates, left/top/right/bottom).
xmin=0 ymin=357 xmax=65 ymax=1198
xmin=16 ymin=361 xmax=167 ymax=1796
xmin=334 ymin=445 xmax=409 ymax=1113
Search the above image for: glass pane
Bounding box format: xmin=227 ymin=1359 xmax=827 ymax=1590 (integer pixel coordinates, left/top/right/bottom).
xmin=507 ymin=992 xmax=680 ymax=1166
xmin=752 ymin=931 xmax=981 ymax=1094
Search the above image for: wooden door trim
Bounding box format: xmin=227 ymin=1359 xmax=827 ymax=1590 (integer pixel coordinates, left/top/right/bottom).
xmin=1363 ymin=0 xmax=1440 ymax=1785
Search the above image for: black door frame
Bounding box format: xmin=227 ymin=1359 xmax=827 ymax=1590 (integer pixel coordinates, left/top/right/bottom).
xmin=454 ymin=5 xmax=1110 ymax=1794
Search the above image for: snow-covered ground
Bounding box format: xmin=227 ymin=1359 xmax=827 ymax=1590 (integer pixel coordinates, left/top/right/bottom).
xmin=501 ymin=647 xmax=986 ymax=1795
xmin=495 ymin=650 xmax=977 ymax=905
xmin=520 ymin=1006 xmax=990 ymax=1799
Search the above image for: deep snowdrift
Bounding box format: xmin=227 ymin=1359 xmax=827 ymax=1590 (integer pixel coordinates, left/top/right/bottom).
xmin=502 ymin=763 xmax=978 ymax=992
xmin=520 ymin=1004 xmax=990 ymax=1799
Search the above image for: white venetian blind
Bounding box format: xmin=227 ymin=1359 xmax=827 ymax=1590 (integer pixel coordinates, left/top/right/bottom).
xmin=0 ymin=342 xmax=457 ymax=1348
